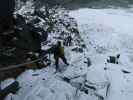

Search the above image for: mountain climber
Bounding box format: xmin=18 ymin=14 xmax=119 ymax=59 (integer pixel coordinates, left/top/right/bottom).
xmin=64 ymin=35 xmax=72 ymax=46
xmin=52 ymin=41 xmax=69 ymax=72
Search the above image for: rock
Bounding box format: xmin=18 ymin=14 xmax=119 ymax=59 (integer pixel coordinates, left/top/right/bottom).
xmin=0 ymin=80 xmax=19 ymax=100
xmin=107 ymin=54 xmax=120 ymax=64
xmin=122 ymin=70 xmax=131 ymax=74
xmin=80 ymin=44 xmax=86 ymax=48
xmin=72 ymin=47 xmax=83 ymax=53
xmin=84 ymin=57 xmax=91 ymax=67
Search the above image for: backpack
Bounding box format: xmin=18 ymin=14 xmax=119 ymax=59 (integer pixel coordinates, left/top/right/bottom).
xmin=59 ymin=47 xmax=64 ymax=56
xmin=52 ymin=45 xmax=64 ymax=56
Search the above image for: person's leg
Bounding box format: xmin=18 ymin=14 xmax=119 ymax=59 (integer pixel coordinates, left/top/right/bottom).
xmin=66 ymin=39 xmax=69 ymax=46
xmin=69 ymin=40 xmax=72 ymax=46
xmin=55 ymin=56 xmax=59 ymax=71
xmin=68 ymin=41 xmax=71 ymax=46
xmin=67 ymin=39 xmax=70 ymax=46
xmin=61 ymin=56 xmax=69 ymax=65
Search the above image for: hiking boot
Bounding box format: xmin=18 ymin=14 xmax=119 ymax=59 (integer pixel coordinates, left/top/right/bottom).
xmin=66 ymin=63 xmax=69 ymax=66
xmin=54 ymin=69 xmax=61 ymax=74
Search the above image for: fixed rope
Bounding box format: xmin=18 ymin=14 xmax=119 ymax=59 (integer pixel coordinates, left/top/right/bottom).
xmin=0 ymin=56 xmax=46 ymax=72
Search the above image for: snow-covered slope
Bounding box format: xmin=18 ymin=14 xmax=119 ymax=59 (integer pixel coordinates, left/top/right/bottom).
xmin=3 ymin=8 xmax=133 ymax=100
xmin=70 ymin=8 xmax=133 ymax=53
xmin=70 ymin=8 xmax=133 ymax=100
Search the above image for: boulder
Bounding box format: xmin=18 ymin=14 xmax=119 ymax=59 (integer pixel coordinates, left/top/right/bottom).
xmin=0 ymin=79 xmax=19 ymax=100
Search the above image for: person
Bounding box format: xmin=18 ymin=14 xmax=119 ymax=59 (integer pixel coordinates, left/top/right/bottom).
xmin=53 ymin=41 xmax=69 ymax=72
xmin=67 ymin=36 xmax=72 ymax=46
xmin=64 ymin=35 xmax=72 ymax=46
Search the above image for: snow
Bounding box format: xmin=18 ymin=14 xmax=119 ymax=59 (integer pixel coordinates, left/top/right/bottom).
xmin=3 ymin=7 xmax=133 ymax=100
xmin=69 ymin=8 xmax=133 ymax=100
xmin=16 ymin=0 xmax=34 ymax=15
xmin=70 ymin=9 xmax=133 ymax=53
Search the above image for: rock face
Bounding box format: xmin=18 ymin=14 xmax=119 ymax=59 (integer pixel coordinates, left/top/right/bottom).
xmin=0 ymin=0 xmax=16 ymax=67
xmin=0 ymin=0 xmax=42 ymax=81
xmin=0 ymin=0 xmax=15 ymax=33
xmin=0 ymin=0 xmax=80 ymax=81
xmin=0 ymin=0 xmax=15 ymax=17
xmin=0 ymin=80 xmax=19 ymax=100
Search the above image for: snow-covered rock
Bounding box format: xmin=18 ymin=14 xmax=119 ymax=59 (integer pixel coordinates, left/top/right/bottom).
xmin=1 ymin=78 xmax=15 ymax=90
